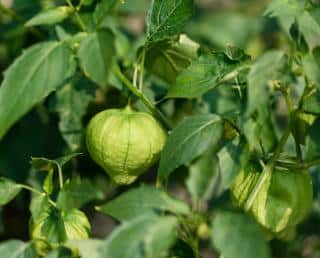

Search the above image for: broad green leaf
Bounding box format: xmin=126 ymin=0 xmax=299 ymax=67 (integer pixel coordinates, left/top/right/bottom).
xmin=158 ymin=114 xmax=222 ymax=182
xmin=57 ymin=178 xmax=104 ymax=210
xmin=298 ymin=10 xmax=320 ymax=50
xmin=102 ymin=215 xmax=177 ymax=258
xmin=68 ymin=239 xmax=103 ymax=258
xmin=167 ymin=52 xmax=249 ymax=99
xmin=26 ymin=6 xmax=73 ymax=27
xmin=247 ymin=50 xmax=285 ymax=114
xmin=0 ymin=240 xmax=37 ymax=258
xmin=145 ymin=35 xmax=199 ymax=83
xmin=146 ymin=0 xmax=195 ymax=42
xmin=93 ymin=0 xmax=118 ymax=26
xmin=78 ymin=29 xmax=115 ymax=87
xmin=0 ymin=178 xmax=22 ymax=206
xmin=212 ymin=211 xmax=271 ymax=258
xmin=264 ymin=0 xmax=302 ymax=36
xmin=186 ymin=150 xmax=221 ymax=203
xmin=51 ymin=80 xmax=95 ymax=151
xmin=0 ymin=41 xmax=76 ymax=141
xmin=97 ymin=185 xmax=189 ymax=221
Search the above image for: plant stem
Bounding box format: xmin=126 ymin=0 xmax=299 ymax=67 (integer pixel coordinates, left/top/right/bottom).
xmin=65 ymin=0 xmax=87 ymax=32
xmin=113 ymin=65 xmax=173 ymax=130
xmin=0 ymin=2 xmax=44 ymax=39
xmin=245 ymin=87 xmax=293 ymax=211
xmin=19 ymin=184 xmax=57 ymax=207
xmin=54 ymin=162 xmax=64 ymax=189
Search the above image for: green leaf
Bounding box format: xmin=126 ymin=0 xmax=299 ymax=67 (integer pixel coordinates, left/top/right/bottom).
xmin=186 ymin=150 xmax=221 ymax=203
xmin=97 ymin=185 xmax=189 ymax=221
xmin=298 ymin=10 xmax=320 ymax=50
xmin=78 ymin=29 xmax=115 ymax=87
xmin=57 ymin=178 xmax=104 ymax=210
xmin=302 ymin=88 xmax=320 ymax=114
xmin=247 ymin=50 xmax=285 ymax=114
xmin=212 ymin=211 xmax=271 ymax=258
xmin=0 ymin=178 xmax=22 ymax=206
xmin=302 ymin=48 xmax=320 ymax=88
xmin=81 ymin=0 xmax=95 ymax=6
xmin=167 ymin=52 xmax=249 ymax=99
xmin=217 ymin=138 xmax=248 ymax=189
xmin=68 ymin=239 xmax=103 ymax=258
xmin=25 ymin=6 xmax=73 ymax=27
xmin=158 ymin=114 xmax=222 ymax=182
xmin=0 ymin=41 xmax=76 ymax=141
xmin=264 ymin=0 xmax=302 ymax=36
xmin=146 ymin=0 xmax=195 ymax=42
xmin=119 ymin=0 xmax=150 ymax=13
xmin=30 ymin=194 xmax=51 ymax=221
xmin=51 ymin=80 xmax=95 ymax=151
xmin=0 ymin=240 xmax=37 ymax=258
xmin=145 ymin=35 xmax=199 ymax=83
xmin=102 ymin=215 xmax=178 ymax=258
xmin=93 ymin=0 xmax=118 ymax=26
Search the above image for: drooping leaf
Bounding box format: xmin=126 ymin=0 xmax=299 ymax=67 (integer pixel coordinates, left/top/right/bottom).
xmin=57 ymin=178 xmax=104 ymax=210
xmin=146 ymin=0 xmax=195 ymax=42
xmin=0 ymin=178 xmax=22 ymax=206
xmin=97 ymin=185 xmax=189 ymax=221
xmin=102 ymin=215 xmax=177 ymax=258
xmin=167 ymin=52 xmax=250 ymax=98
xmin=297 ymin=10 xmax=320 ymax=50
xmin=26 ymin=6 xmax=73 ymax=27
xmin=0 ymin=240 xmax=37 ymax=258
xmin=212 ymin=211 xmax=271 ymax=258
xmin=247 ymin=50 xmax=285 ymax=114
xmin=0 ymin=41 xmax=76 ymax=140
xmin=78 ymin=29 xmax=115 ymax=87
xmin=158 ymin=114 xmax=222 ymax=182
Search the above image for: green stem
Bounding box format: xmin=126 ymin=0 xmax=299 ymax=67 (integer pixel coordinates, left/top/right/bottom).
xmin=53 ymin=162 xmax=64 ymax=189
xmin=113 ymin=65 xmax=173 ymax=130
xmin=244 ymin=87 xmax=293 ymax=211
xmin=19 ymin=184 xmax=56 ymax=207
xmin=139 ymin=48 xmax=146 ymax=90
xmin=0 ymin=2 xmax=44 ymax=39
xmin=65 ymin=0 xmax=87 ymax=32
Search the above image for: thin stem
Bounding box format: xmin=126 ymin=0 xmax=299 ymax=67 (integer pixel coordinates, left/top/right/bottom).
xmin=65 ymin=0 xmax=87 ymax=32
xmin=54 ymin=162 xmax=64 ymax=189
xmin=245 ymin=87 xmax=293 ymax=211
xmin=139 ymin=48 xmax=146 ymax=91
xmin=19 ymin=184 xmax=57 ymax=207
xmin=113 ymin=65 xmax=173 ymax=130
xmin=0 ymin=2 xmax=44 ymax=39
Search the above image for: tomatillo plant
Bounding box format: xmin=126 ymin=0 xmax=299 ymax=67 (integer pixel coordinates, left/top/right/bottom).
xmin=0 ymin=0 xmax=320 ymax=258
